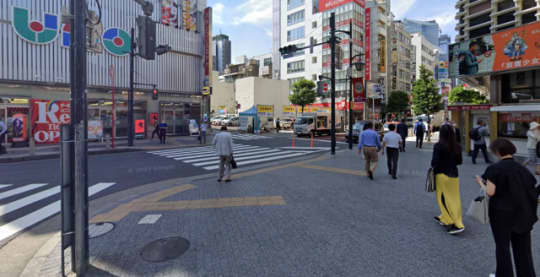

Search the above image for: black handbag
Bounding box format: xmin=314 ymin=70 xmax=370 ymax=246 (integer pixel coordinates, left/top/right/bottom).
xmin=231 ymin=156 xmax=238 ymax=169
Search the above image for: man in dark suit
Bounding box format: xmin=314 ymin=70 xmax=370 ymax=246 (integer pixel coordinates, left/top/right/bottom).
xmin=396 ymin=119 xmax=408 ymax=152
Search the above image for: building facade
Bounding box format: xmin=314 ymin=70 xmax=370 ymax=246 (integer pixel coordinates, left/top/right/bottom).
xmin=251 ymin=53 xmax=274 ymax=79
xmin=450 ymin=0 xmax=540 ymax=155
xmin=272 ymin=0 xmax=282 ymax=79
xmin=213 ymin=34 xmax=231 ymax=74
xmin=455 ymin=0 xmax=540 ymax=42
xmin=389 ymin=20 xmax=414 ymax=93
xmin=411 ymin=33 xmax=438 ymax=77
xmin=438 ymin=34 xmax=451 ymax=61
xmin=402 ymin=18 xmax=440 ymax=46
xmin=0 ymin=0 xmax=210 ymax=146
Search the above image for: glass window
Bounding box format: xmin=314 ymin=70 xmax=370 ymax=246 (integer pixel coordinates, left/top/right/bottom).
xmin=287 ymin=26 xmax=305 ymax=41
xmin=501 ymin=70 xmax=540 ymax=103
xmin=287 ymin=10 xmax=305 ymax=26
xmin=287 ymin=60 xmax=305 ymax=73
xmin=312 ymin=56 xmax=317 ymax=63
xmin=287 ymin=0 xmax=304 ymax=10
xmin=498 ymin=112 xmax=540 ymax=138
xmin=312 ymin=21 xmax=317 ymax=28
xmin=263 ymin=58 xmax=272 ymax=66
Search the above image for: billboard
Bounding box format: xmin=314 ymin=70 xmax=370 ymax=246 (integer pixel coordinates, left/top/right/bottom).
xmin=449 ymin=21 xmax=540 ymax=77
xmin=257 ymin=105 xmax=274 ymax=117
xmin=161 ymin=0 xmax=179 ymax=27
xmin=352 ymin=78 xmax=365 ymax=101
xmin=31 ymin=100 xmax=71 ymax=144
xmin=365 ymin=8 xmax=371 ymax=81
xmin=319 ymin=0 xmax=365 ymax=12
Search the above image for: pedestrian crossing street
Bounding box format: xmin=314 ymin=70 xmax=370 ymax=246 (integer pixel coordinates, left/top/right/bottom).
xmin=147 ymin=144 xmax=322 ymax=170
xmin=230 ymin=134 xmax=270 ymax=141
xmin=0 ymin=182 xmax=116 ymax=242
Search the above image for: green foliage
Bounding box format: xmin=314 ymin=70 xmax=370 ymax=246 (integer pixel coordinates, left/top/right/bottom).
xmin=289 ymin=78 xmax=317 ymax=113
xmin=411 ymin=66 xmax=442 ymax=116
xmin=386 ymin=91 xmax=410 ymax=114
xmin=448 ymin=85 xmax=488 ymax=105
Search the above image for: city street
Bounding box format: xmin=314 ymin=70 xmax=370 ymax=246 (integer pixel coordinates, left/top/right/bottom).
xmin=1 ymin=140 xmax=538 ymax=276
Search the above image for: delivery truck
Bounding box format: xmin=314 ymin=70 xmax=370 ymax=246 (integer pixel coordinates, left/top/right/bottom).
xmin=293 ymin=112 xmax=341 ymax=136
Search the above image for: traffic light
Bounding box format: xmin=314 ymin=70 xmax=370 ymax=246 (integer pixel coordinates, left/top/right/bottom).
xmin=279 ymin=45 xmax=298 ymax=55
xmin=152 ymin=88 xmax=158 ymax=100
xmin=137 ymin=15 xmax=156 ymax=60
xmin=317 ymin=80 xmax=329 ymax=96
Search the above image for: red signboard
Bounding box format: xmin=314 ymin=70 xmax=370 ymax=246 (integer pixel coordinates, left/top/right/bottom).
xmin=204 ymin=7 xmax=211 ymax=76
xmin=31 ymin=99 xmax=71 ymax=144
xmin=135 ymin=119 xmax=145 ymax=134
xmin=365 ymin=8 xmax=371 ymax=81
xmin=319 ymin=0 xmax=365 ymax=12
xmin=352 ymin=77 xmax=364 ymax=101
xmin=150 ymin=113 xmax=159 ymax=126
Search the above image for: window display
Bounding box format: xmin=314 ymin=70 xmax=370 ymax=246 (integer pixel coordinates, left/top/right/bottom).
xmin=498 ymin=112 xmax=540 ymax=138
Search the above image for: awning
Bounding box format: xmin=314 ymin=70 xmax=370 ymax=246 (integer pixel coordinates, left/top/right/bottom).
xmin=490 ymin=104 xmax=540 ymax=112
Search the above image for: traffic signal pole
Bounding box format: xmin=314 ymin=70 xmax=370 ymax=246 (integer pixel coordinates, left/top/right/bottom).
xmin=330 ymin=13 xmax=336 ymax=155
xmin=128 ymin=27 xmax=135 ymax=147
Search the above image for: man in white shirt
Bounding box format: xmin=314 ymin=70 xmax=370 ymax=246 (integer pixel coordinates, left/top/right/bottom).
xmin=200 ymin=121 xmax=208 ymax=144
xmin=212 ymin=126 xmax=234 ymax=182
xmin=382 ymin=124 xmax=402 ymax=179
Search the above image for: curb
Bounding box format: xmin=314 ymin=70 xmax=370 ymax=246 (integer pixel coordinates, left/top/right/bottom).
xmin=19 ymin=233 xmax=62 ymax=277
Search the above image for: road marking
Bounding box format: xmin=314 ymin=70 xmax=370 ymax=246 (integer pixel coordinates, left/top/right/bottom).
xmin=203 ymin=152 xmax=312 ymax=170
xmin=280 ymin=147 xmax=331 ymax=150
xmin=138 ymin=214 xmax=162 ymax=224
xmin=170 ymin=147 xmax=266 ymax=159
xmin=182 ymin=149 xmax=281 ymax=163
xmin=149 ymin=145 xmax=254 ymax=155
xmin=0 ymin=184 xmax=48 ymax=201
xmin=158 ymin=145 xmax=255 ymax=156
xmin=0 ymin=182 xmax=116 ymax=242
xmin=297 ymin=164 xmax=367 ymax=176
xmin=0 ymin=185 xmax=12 ymax=190
xmin=194 ymin=151 xmax=306 ymax=167
xmin=0 ymin=186 xmax=60 ymax=216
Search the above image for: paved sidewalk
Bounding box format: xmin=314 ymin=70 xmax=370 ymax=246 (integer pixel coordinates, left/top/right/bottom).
xmin=0 ymin=135 xmax=214 ymax=163
xmin=16 ymin=146 xmax=540 ymax=276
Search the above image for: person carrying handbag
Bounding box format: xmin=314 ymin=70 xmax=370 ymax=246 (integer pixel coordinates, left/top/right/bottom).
xmin=213 ymin=126 xmax=234 ymax=183
xmin=476 ymin=138 xmax=537 ymax=277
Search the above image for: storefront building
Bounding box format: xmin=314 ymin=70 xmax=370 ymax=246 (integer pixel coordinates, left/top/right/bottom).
xmin=0 ymin=0 xmax=212 ymax=147
xmin=449 ymin=21 xmax=540 ymax=155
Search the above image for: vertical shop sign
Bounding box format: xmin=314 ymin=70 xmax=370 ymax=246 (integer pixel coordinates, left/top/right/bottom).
xmin=31 ymin=100 xmax=71 ymax=144
xmin=204 ymin=7 xmax=211 ymax=76
xmin=365 ymin=8 xmax=371 ymax=81
xmin=352 ymin=77 xmax=364 ymax=101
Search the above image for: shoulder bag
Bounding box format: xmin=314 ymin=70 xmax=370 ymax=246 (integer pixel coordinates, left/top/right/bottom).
xmin=466 ymin=189 xmax=490 ymax=224
xmin=425 ymin=168 xmax=436 ymax=192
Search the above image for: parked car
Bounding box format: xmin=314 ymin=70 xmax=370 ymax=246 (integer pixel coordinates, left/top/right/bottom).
xmin=189 ymin=119 xmax=199 ymax=136
xmin=222 ymin=116 xmax=239 ymax=126
xmin=281 ymin=118 xmax=294 ymax=129
xmin=211 ymin=115 xmax=226 ymax=125
xmin=345 ymin=120 xmax=369 ymax=144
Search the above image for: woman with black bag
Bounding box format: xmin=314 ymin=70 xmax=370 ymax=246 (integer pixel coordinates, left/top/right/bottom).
xmin=431 ymin=125 xmax=465 ymax=235
xmin=475 ymin=138 xmax=537 ymax=277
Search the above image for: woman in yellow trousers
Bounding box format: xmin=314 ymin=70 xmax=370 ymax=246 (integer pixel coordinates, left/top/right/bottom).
xmin=431 ymin=124 xmax=465 ymax=235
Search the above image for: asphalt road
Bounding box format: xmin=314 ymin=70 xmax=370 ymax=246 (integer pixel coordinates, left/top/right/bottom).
xmin=0 ymin=132 xmax=341 ymax=242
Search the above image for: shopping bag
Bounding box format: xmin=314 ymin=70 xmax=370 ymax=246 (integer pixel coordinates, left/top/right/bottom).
xmin=466 ymin=190 xmax=490 ymax=224
xmin=425 ymin=168 xmax=436 ymax=192
xmin=231 ymin=156 xmax=238 ymax=169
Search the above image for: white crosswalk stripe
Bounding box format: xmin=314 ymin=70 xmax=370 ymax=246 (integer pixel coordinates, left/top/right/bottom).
xmin=0 ymin=185 xmax=12 ymax=190
xmin=230 ymin=134 xmax=270 ymax=141
xmin=0 ymin=182 xmax=116 ymax=242
xmin=146 ymin=144 xmax=321 ymax=170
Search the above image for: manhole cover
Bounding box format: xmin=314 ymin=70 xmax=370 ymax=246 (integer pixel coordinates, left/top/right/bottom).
xmin=140 ymin=237 xmax=190 ymax=263
xmin=89 ymin=222 xmax=115 ymax=239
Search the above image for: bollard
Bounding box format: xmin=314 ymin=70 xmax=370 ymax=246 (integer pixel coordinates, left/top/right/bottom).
xmin=310 ymin=132 xmax=314 ymax=148
xmin=291 ymin=132 xmax=295 ymax=148
xmin=60 ymin=124 xmax=74 ymax=276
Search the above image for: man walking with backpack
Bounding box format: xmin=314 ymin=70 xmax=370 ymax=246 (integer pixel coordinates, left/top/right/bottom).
xmin=414 ymin=118 xmax=425 ymax=148
xmin=471 ymin=120 xmax=492 ymax=164
xmin=397 ymin=119 xmax=408 ymax=152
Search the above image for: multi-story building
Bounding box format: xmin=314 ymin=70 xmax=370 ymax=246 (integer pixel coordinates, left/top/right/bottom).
xmin=251 ymin=53 xmax=274 ymax=79
xmin=438 ymin=34 xmax=451 ymax=61
xmin=213 ymin=34 xmax=231 ymax=74
xmin=402 ymin=19 xmax=440 ymax=46
xmin=389 ymin=20 xmax=414 ymax=93
xmin=411 ymin=33 xmax=438 ymax=78
xmin=279 ymin=0 xmax=323 ymax=90
xmin=450 ymin=0 xmax=540 ymax=156
xmin=455 ymin=0 xmax=540 ymax=42
xmin=0 ymin=0 xmax=211 ymax=146
xmin=222 ymin=60 xmax=260 ymax=83
xmin=272 ymin=0 xmax=282 ymax=79
xmin=233 ymin=55 xmax=249 ymax=65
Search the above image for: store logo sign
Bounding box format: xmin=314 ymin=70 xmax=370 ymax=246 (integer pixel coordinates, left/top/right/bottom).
xmin=12 ymin=6 xmax=59 ymax=44
xmin=103 ymin=28 xmax=131 ymax=56
xmin=61 ymin=24 xmax=70 ymax=47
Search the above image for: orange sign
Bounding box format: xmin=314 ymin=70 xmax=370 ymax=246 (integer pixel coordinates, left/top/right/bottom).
xmin=135 ymin=119 xmax=145 ymax=134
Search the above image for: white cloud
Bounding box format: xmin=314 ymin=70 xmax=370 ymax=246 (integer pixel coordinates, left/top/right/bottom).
xmin=264 ymin=28 xmax=272 ymax=37
xmin=391 ymin=0 xmax=417 ymax=19
xmin=232 ymin=0 xmax=272 ymax=25
xmin=212 ymin=3 xmax=225 ymax=25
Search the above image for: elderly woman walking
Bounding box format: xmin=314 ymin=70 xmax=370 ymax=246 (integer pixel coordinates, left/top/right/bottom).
xmin=476 ymin=139 xmax=538 ymax=277
xmin=524 ymin=122 xmax=540 ymax=174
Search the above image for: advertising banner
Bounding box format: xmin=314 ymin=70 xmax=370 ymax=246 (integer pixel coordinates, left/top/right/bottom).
xmin=283 ymin=106 xmax=296 ymax=115
xmin=150 ymin=113 xmax=159 ymax=126
xmin=31 ymin=100 xmax=71 ymax=144
xmin=182 ymin=0 xmax=197 ymax=32
xmin=449 ymin=21 xmax=540 ymax=77
xmin=257 ymin=105 xmax=274 ymax=117
xmin=204 ymin=7 xmax=211 ymax=77
xmin=365 ymin=8 xmax=371 ymax=81
xmin=135 ymin=119 xmax=145 ymax=134
xmin=161 ymin=0 xmax=179 ymax=27
xmin=88 ymin=120 xmax=103 ymax=140
xmin=352 ymin=77 xmax=364 ymax=101
xmin=378 ymin=35 xmax=386 ymax=73
xmin=438 ymin=61 xmax=449 ymax=79
xmin=319 ymin=0 xmax=365 ymax=12
xmin=11 ymin=113 xmax=28 ymax=143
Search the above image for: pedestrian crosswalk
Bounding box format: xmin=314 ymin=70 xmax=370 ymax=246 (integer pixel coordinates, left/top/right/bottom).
xmin=0 ymin=182 xmax=116 ymax=242
xmin=230 ymin=134 xmax=270 ymax=141
xmin=147 ymin=144 xmax=321 ymax=170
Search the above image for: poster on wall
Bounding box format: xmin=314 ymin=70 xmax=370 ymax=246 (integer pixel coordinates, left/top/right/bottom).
xmin=352 ymin=78 xmax=364 ymax=102
xmin=31 ymin=100 xmax=71 ymax=144
xmin=135 ymin=119 xmax=146 ymax=134
xmin=11 ymin=113 xmax=28 ymax=143
xmin=150 ymin=113 xmax=159 ymax=126
xmin=182 ymin=0 xmax=197 ymax=32
xmin=88 ymin=120 xmax=103 ymax=140
xmin=449 ymin=21 xmax=540 ymax=77
xmin=161 ymin=0 xmax=179 ymax=27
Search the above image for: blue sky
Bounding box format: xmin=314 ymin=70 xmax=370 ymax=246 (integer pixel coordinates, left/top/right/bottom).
xmin=208 ymin=0 xmax=458 ymax=58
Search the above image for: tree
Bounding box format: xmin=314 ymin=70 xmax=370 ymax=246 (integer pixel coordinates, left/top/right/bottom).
xmin=411 ymin=65 xmax=442 ymax=119
xmin=386 ymin=91 xmax=410 ymax=115
xmin=289 ymin=78 xmax=317 ymax=113
xmin=448 ymin=85 xmax=488 ymax=105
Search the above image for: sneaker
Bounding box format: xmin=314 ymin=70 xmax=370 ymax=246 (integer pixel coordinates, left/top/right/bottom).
xmin=448 ymin=226 xmax=465 ymax=235
xmin=433 ymin=217 xmax=444 ymax=226
xmin=225 ymin=179 xmax=231 ymax=183
xmin=392 ymin=176 xmax=397 ymax=180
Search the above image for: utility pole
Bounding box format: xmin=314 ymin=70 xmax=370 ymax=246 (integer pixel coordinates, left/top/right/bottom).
xmin=128 ymin=27 xmax=135 ymax=147
xmin=70 ymin=0 xmax=88 ymax=274
xmin=330 ymin=12 xmax=336 ymax=155
xmin=348 ymin=21 xmax=353 ymax=150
